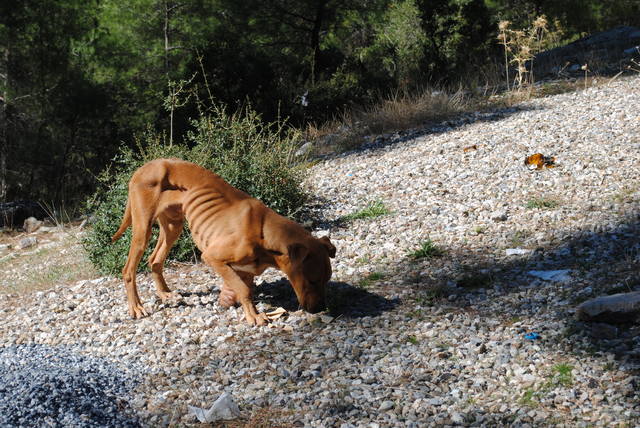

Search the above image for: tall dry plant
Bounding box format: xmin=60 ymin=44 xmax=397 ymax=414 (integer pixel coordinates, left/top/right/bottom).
xmin=629 ymin=54 xmax=640 ymax=73
xmin=497 ymin=20 xmax=511 ymax=91
xmin=497 ymin=15 xmax=552 ymax=89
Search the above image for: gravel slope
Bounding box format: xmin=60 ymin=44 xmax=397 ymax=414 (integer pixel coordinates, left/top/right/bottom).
xmin=1 ymin=76 xmax=640 ymax=427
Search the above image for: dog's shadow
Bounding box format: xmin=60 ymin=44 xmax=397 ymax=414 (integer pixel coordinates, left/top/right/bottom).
xmin=176 ymin=289 xmax=213 ymax=298
xmin=166 ymin=278 xmax=398 ymax=319
xmin=255 ymin=279 xmax=399 ymax=318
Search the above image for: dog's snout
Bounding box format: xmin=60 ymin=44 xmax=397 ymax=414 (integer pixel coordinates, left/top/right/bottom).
xmin=304 ymin=298 xmax=326 ymax=314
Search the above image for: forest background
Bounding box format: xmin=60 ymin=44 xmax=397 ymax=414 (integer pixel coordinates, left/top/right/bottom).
xmin=1 ymin=0 xmax=639 ymax=209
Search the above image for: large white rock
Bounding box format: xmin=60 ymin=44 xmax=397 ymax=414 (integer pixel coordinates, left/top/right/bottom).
xmin=576 ymin=292 xmax=640 ymax=323
xmin=23 ymin=216 xmax=43 ymax=233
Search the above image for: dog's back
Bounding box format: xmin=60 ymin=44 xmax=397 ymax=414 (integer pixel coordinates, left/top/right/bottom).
xmin=113 ymin=159 xmax=256 ymax=249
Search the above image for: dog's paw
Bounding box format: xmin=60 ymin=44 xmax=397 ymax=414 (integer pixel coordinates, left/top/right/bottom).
xmin=156 ymin=290 xmax=179 ymax=303
xmin=246 ymin=312 xmax=269 ymax=326
xmin=129 ymin=304 xmax=148 ymax=319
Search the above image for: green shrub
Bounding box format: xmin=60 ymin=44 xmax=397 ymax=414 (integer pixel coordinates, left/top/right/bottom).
xmin=188 ymin=105 xmax=307 ymax=217
xmin=83 ymin=106 xmax=308 ymax=275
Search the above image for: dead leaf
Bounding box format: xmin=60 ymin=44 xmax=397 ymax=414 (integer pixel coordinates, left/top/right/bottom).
xmin=320 ymin=314 xmax=334 ymax=324
xmin=265 ymin=307 xmax=287 ymax=321
xmin=463 ymin=144 xmax=478 ymax=152
xmin=524 ymin=153 xmax=556 ymax=170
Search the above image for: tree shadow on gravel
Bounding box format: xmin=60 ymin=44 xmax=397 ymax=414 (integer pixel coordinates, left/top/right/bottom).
xmin=296 ymin=195 xmax=346 ymax=231
xmin=326 ymin=281 xmax=400 ymax=318
xmin=396 ymin=211 xmax=640 ymax=370
xmin=254 ymin=278 xmax=399 ymax=318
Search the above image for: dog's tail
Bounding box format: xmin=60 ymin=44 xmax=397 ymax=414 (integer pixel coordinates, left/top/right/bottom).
xmin=111 ymin=197 xmax=132 ymax=243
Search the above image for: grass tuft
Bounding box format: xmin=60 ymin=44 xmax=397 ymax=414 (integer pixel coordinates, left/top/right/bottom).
xmin=526 ymin=197 xmax=559 ymax=209
xmin=407 ymin=335 xmax=419 ymax=345
xmin=341 ymin=200 xmax=391 ymax=222
xmin=357 ymin=271 xmax=386 ymax=288
xmin=408 ymin=239 xmax=443 ymax=259
xmin=306 ymin=86 xmax=471 ymax=153
xmin=549 ymin=363 xmax=574 ymax=387
xmin=520 ymin=388 xmax=538 ymax=407
xmin=355 ymin=88 xmax=467 ymax=136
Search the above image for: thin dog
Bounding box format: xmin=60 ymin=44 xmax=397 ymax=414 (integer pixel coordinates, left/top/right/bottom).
xmin=112 ymin=158 xmax=335 ymax=325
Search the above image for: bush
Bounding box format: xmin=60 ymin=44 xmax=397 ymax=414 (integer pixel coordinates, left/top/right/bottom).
xmin=83 ymin=106 xmax=308 ymax=275
xmin=188 ymin=105 xmax=307 ymax=217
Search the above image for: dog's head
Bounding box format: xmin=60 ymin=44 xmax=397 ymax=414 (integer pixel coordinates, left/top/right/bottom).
xmin=280 ymin=236 xmax=336 ymax=313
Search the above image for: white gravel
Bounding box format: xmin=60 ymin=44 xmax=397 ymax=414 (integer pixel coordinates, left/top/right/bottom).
xmin=1 ymin=75 xmax=640 ymax=427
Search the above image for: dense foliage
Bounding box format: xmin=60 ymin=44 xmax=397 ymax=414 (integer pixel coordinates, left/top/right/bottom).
xmin=83 ymin=104 xmax=307 ymax=275
xmin=1 ymin=0 xmax=638 ymax=206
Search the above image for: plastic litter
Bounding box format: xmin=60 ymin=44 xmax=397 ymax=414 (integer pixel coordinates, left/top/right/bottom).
xmin=524 ymin=153 xmax=556 ymax=170
xmin=524 ymin=332 xmax=540 ymax=340
xmin=528 ymin=269 xmax=571 ymax=282
xmin=188 ymin=392 xmax=241 ymax=423
xmin=505 ymin=248 xmax=531 ymax=256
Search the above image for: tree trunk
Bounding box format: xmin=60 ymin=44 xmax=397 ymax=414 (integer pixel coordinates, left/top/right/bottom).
xmin=310 ymin=0 xmax=328 ymax=85
xmin=0 ymin=104 xmax=7 ymax=203
xmin=164 ymin=0 xmax=173 ymax=145
xmin=0 ymin=45 xmax=9 ymax=202
xmin=164 ymin=0 xmax=171 ymax=78
xmin=55 ymin=124 xmax=75 ymax=203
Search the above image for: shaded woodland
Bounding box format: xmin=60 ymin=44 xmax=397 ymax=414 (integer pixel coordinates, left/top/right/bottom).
xmin=0 ymin=0 xmax=638 ymax=207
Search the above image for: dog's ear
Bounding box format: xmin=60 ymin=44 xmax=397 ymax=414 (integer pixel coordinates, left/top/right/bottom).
xmin=287 ymin=243 xmax=309 ymax=262
xmin=319 ymin=236 xmax=336 ymax=258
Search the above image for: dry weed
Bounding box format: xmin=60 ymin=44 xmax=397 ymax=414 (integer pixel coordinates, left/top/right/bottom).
xmin=361 ymin=88 xmax=466 ymax=134
xmin=306 ymin=86 xmax=470 ymax=153
xmin=217 ymin=407 xmax=295 ymax=428
xmin=0 ymin=228 xmax=96 ymax=295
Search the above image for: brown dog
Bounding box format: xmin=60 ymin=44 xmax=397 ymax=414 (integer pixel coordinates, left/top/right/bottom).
xmin=111 ymin=158 xmax=335 ymax=325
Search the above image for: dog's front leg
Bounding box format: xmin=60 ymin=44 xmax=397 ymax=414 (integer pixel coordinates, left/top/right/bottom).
xmin=206 ymin=259 xmax=268 ymax=326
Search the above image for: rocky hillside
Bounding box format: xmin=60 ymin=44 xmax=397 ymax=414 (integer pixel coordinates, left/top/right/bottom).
xmin=1 ymin=75 xmax=640 ymax=427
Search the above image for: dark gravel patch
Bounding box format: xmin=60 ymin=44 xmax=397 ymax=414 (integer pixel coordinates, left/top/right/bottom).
xmin=0 ymin=344 xmax=142 ymax=428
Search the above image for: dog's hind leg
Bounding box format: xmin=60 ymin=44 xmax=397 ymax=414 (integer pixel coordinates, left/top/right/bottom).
xmin=218 ymin=281 xmax=238 ymax=308
xmin=148 ymin=213 xmax=183 ymax=301
xmin=122 ymin=225 xmax=152 ymax=318
xmin=218 ymin=271 xmax=254 ymax=308
xmin=122 ymin=187 xmax=158 ymax=319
